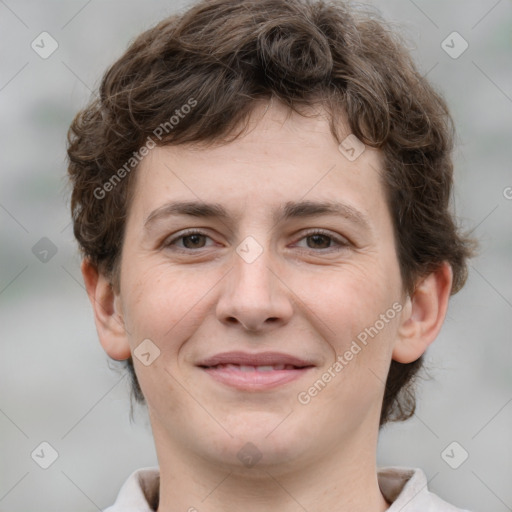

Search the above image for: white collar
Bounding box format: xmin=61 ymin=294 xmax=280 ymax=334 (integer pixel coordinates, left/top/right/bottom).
xmin=103 ymin=466 xmax=471 ymax=511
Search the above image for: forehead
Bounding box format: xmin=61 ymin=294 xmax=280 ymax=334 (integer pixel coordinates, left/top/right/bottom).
xmin=129 ymin=101 xmax=387 ymax=227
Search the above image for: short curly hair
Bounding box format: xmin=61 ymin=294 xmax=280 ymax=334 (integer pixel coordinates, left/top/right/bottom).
xmin=67 ymin=0 xmax=475 ymax=426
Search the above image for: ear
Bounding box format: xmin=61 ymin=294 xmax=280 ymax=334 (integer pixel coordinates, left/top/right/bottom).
xmin=393 ymin=262 xmax=453 ymax=363
xmin=81 ymin=259 xmax=131 ymax=360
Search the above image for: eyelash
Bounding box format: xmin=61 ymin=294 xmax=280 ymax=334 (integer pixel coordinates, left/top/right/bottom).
xmin=163 ymin=228 xmax=350 ymax=254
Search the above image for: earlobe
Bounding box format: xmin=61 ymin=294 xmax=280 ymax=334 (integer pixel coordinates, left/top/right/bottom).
xmin=81 ymin=259 xmax=131 ymax=360
xmin=392 ymin=262 xmax=453 ymax=364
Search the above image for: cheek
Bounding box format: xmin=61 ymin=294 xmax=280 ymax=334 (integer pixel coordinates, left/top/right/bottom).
xmin=307 ymin=263 xmax=399 ymax=334
xmin=303 ymin=261 xmax=402 ymax=391
xmin=120 ymin=262 xmax=220 ymax=349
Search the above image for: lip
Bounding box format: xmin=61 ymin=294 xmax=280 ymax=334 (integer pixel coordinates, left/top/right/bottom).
xmin=197 ymin=351 xmax=314 ymax=368
xmin=197 ymin=351 xmax=315 ymax=391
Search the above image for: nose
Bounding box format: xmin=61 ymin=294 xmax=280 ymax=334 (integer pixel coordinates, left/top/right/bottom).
xmin=216 ymin=245 xmax=294 ymax=333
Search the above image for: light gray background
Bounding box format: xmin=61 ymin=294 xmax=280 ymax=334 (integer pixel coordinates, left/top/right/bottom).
xmin=1 ymin=1 xmax=511 ymax=511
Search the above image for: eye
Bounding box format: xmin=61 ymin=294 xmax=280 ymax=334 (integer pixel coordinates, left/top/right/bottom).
xmin=293 ymin=229 xmax=350 ymax=251
xmin=162 ymin=228 xmax=350 ymax=253
xmin=163 ymin=230 xmax=215 ymax=251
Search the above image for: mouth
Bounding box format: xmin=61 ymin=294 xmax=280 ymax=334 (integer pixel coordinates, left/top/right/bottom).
xmin=197 ymin=352 xmax=315 ymax=391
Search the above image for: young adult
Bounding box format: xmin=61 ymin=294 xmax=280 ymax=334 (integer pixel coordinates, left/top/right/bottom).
xmin=67 ymin=1 xmax=475 ymax=510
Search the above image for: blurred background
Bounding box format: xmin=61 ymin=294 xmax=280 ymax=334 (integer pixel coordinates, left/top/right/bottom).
xmin=0 ymin=1 xmax=511 ymax=510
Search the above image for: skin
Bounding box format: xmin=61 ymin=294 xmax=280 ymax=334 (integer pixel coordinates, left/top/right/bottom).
xmin=83 ymin=100 xmax=452 ymax=512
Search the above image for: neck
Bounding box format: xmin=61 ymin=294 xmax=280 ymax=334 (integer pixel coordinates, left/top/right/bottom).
xmin=153 ymin=421 xmax=390 ymax=512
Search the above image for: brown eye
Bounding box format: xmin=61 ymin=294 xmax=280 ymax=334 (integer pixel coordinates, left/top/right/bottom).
xmin=164 ymin=230 xmax=215 ymax=251
xmin=294 ymin=230 xmax=350 ymax=252
xmin=181 ymin=234 xmax=207 ymax=249
xmin=306 ymin=234 xmax=332 ymax=249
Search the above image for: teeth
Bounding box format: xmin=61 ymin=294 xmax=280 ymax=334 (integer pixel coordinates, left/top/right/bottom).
xmin=257 ymin=365 xmax=275 ymax=372
xmin=214 ymin=364 xmax=296 ymax=371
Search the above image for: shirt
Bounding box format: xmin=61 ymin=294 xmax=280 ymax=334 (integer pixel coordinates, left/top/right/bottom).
xmin=103 ymin=466 xmax=472 ymax=512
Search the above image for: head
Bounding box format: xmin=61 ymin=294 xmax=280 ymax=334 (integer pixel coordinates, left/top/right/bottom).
xmin=68 ymin=0 xmax=474 ymax=463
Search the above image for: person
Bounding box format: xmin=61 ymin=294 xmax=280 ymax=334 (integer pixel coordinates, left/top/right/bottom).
xmin=66 ymin=0 xmax=476 ymax=510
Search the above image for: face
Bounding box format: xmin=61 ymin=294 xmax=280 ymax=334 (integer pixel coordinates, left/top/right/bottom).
xmin=111 ymin=101 xmax=409 ymax=470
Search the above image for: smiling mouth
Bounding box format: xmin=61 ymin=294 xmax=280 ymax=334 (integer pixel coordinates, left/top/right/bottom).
xmin=196 ymin=351 xmax=316 ymax=390
xmin=201 ymin=363 xmax=304 ymax=372
xmin=198 ymin=360 xmax=314 ymax=390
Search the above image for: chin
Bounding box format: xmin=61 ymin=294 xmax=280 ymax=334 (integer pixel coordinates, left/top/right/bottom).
xmin=200 ymin=416 xmax=310 ymax=470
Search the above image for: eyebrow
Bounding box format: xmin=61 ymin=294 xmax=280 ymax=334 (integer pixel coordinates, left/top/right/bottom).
xmin=144 ymin=199 xmax=371 ymax=232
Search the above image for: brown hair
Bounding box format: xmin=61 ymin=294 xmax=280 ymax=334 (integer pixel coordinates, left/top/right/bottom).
xmin=67 ymin=0 xmax=475 ymax=426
